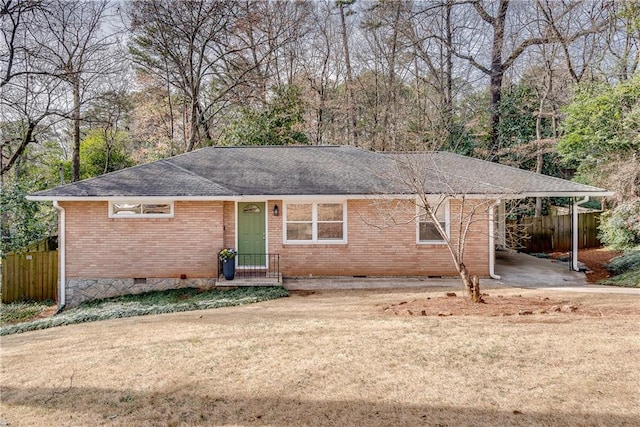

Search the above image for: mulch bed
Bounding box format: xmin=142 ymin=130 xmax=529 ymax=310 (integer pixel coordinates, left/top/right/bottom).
xmin=549 ymin=248 xmax=622 ymax=283
xmin=383 ymin=293 xmax=604 ymax=317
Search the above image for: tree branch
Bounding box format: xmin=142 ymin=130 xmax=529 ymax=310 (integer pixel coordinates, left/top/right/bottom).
xmin=471 ymin=0 xmax=495 ymax=25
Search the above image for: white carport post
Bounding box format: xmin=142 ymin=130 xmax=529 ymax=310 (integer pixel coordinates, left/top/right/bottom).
xmin=572 ymin=196 xmax=589 ymax=271
xmin=488 ymin=200 xmax=501 ymax=280
xmin=497 ymin=201 xmax=506 ymax=249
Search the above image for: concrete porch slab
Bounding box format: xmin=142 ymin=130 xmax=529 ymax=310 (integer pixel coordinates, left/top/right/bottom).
xmin=217 ymin=274 xmax=283 ymax=287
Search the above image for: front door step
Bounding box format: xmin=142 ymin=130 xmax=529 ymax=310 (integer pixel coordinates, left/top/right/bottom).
xmin=217 ymin=273 xmax=282 ymax=287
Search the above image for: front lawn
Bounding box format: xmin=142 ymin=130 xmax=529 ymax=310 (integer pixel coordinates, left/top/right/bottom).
xmin=2 ymin=288 xmax=639 ymax=426
xmin=0 ymin=286 xmax=288 ymax=336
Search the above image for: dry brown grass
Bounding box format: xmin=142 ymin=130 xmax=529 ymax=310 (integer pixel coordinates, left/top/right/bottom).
xmin=1 ymin=287 xmax=639 ymax=426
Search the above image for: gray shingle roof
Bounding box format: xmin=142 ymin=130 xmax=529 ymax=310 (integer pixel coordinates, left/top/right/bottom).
xmin=30 ymin=145 xmax=610 ymax=199
xmin=392 ymin=152 xmax=609 ymax=196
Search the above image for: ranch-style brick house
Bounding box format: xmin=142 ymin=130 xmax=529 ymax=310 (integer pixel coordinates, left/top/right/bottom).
xmin=29 ymin=145 xmax=611 ymax=308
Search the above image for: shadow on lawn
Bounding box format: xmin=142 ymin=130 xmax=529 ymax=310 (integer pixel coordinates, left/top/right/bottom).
xmin=2 ymin=385 xmax=638 ymax=426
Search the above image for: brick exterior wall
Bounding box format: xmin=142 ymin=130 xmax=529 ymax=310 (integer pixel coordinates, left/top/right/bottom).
xmin=59 ymin=197 xmax=490 ymax=304
xmin=61 ymin=201 xmax=224 ymax=279
xmin=222 ymin=201 xmax=235 ymax=249
xmin=267 ymin=199 xmax=490 ymax=278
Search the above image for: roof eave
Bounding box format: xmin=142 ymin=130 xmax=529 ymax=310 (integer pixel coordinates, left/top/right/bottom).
xmin=504 ymin=191 xmax=614 ymax=198
xmin=26 ymin=193 xmax=420 ymax=202
xmin=26 ymin=195 xmax=239 ymax=202
xmin=28 ymin=190 xmax=614 ymax=203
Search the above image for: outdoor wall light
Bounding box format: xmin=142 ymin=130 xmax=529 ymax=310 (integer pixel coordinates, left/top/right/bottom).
xmin=273 ymin=204 xmax=279 ymax=216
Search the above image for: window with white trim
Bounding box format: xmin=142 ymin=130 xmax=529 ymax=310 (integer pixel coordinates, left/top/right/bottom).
xmin=418 ymin=198 xmax=449 ymax=243
xmin=109 ymin=201 xmax=174 ymax=218
xmin=285 ymin=202 xmax=346 ymax=243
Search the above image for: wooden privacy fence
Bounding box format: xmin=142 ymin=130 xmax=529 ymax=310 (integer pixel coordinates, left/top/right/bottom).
xmin=506 ymin=212 xmax=601 ymax=253
xmin=1 ymin=251 xmax=58 ymax=303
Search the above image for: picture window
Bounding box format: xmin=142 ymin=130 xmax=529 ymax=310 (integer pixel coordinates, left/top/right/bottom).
xmin=285 ymin=202 xmax=346 ymax=243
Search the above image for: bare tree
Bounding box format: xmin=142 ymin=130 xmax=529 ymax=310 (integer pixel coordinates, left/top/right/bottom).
xmin=128 ymin=73 xmax=182 ymax=161
xmin=404 ymin=0 xmax=471 ymax=150
xmin=1 ymin=0 xmax=41 ymax=88
xmin=229 ymin=0 xmax=311 ymax=108
xmin=0 ymin=72 xmax=64 ymax=177
xmin=603 ymin=0 xmax=640 ymax=81
xmin=299 ymin=0 xmax=341 ymax=145
xmin=130 ymin=1 xmax=235 ymax=152
xmin=381 ymin=152 xmax=502 ymax=302
xmin=535 ymin=0 xmax=610 ymax=84
xmin=1 ymin=0 xmax=62 ymax=178
xmin=30 ymin=0 xmax=123 ymax=182
xmin=449 ymin=0 xmax=610 ymax=157
xmin=361 ymin=1 xmax=409 ymax=151
xmin=130 ymin=0 xmax=308 ymax=152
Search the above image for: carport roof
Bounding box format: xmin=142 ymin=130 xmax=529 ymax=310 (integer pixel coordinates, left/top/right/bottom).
xmin=29 ymin=145 xmax=612 ymax=200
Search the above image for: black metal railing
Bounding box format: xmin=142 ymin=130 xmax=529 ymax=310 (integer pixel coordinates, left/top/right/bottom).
xmin=218 ymin=253 xmax=280 ymax=282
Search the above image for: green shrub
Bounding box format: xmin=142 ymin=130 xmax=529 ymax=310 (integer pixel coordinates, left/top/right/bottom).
xmin=599 ymin=269 xmax=640 ymax=288
xmin=599 ymin=201 xmax=640 ymax=250
xmin=600 ymin=249 xmax=640 ymax=288
xmin=605 ymin=249 xmax=640 ymax=275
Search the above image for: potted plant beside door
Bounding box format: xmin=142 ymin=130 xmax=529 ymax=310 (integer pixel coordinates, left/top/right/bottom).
xmin=219 ymin=248 xmax=238 ymax=280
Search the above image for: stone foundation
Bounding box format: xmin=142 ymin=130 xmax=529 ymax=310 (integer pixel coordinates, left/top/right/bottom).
xmin=65 ymin=277 xmax=217 ymax=307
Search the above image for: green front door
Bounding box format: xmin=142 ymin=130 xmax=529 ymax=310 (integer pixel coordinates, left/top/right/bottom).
xmin=237 ymin=202 xmax=266 ymax=267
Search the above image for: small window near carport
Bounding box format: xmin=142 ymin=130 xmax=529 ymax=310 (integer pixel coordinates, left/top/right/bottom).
xmin=417 ymin=198 xmax=449 ymax=243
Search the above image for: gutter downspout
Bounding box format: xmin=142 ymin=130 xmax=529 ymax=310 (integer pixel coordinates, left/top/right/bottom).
xmin=488 ymin=200 xmax=501 ymax=280
xmin=572 ymin=196 xmax=589 ymax=272
xmin=53 ymin=201 xmax=66 ymax=311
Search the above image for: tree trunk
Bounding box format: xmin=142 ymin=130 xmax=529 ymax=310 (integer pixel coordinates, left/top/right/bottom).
xmin=1 ymin=121 xmax=37 ymax=176
xmin=165 ymin=58 xmax=175 ymax=156
xmin=535 ymin=70 xmax=552 ymax=216
xmin=381 ymin=2 xmax=402 ymax=151
xmin=457 ymin=262 xmax=483 ymax=302
xmin=535 ymin=109 xmax=544 ymax=216
xmin=488 ymin=0 xmax=509 ymax=158
xmin=317 ymin=88 xmax=325 ymax=145
xmin=187 ymin=99 xmax=199 ymax=152
xmin=103 ymin=136 xmax=112 ymax=175
xmin=338 ymin=1 xmax=358 ymax=147
xmin=72 ymin=77 xmax=81 ymax=182
xmin=443 ymin=0 xmax=454 ymax=136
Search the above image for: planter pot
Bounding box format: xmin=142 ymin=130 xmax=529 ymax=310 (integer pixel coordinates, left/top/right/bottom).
xmin=222 ymin=259 xmax=235 ymax=280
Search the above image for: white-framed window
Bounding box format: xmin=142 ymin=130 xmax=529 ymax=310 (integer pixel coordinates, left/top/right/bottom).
xmin=285 ymin=202 xmax=346 ymax=243
xmin=417 ymin=197 xmax=449 ymax=243
xmin=109 ymin=201 xmax=174 ymax=218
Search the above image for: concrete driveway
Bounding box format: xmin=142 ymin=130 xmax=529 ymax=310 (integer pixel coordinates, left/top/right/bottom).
xmin=495 ymin=250 xmax=640 ymax=295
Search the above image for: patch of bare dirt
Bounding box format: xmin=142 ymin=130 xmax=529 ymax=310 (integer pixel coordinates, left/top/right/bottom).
xmin=383 ymin=292 xmax=610 ymax=317
xmin=549 ymin=247 xmax=622 ymax=283
xmin=34 ymin=305 xmax=58 ymax=319
xmin=579 ymin=247 xmax=623 ymax=282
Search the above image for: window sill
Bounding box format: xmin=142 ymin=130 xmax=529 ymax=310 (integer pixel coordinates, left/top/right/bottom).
xmin=283 ymin=242 xmax=348 ymax=247
xmin=417 ymin=241 xmax=448 ymax=246
xmin=109 ymin=216 xmax=174 ymax=221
